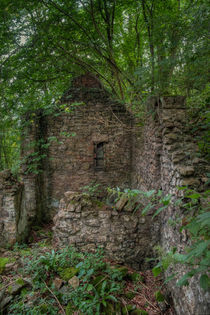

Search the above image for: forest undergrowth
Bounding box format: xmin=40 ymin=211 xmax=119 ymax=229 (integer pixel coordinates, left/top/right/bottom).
xmin=0 ymin=224 xmax=175 ymax=315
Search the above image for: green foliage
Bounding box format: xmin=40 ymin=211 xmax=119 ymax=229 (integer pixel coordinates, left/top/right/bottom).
xmin=186 ymin=84 xmax=210 ymax=159
xmin=0 ymin=0 xmax=209 ymax=172
xmin=15 ymin=278 xmax=25 ymax=286
xmin=152 ymin=187 xmax=210 ymax=291
xmin=9 ymin=297 xmax=59 ymax=315
xmin=110 ymin=185 xmax=210 ymax=291
xmin=59 ymin=267 xmax=79 ymax=281
xmin=0 ymin=123 xmax=20 ymax=173
xmin=127 ymin=272 xmax=144 ymax=283
xmin=154 ymin=290 xmax=165 ymax=302
xmin=107 ymin=187 xmax=171 ymax=217
xmin=23 ymin=247 xmax=81 ymax=281
xmin=0 ymin=257 xmax=9 ymax=274
xmin=82 ymin=182 xmax=102 ymax=197
xmin=9 ymin=246 xmax=129 ymax=315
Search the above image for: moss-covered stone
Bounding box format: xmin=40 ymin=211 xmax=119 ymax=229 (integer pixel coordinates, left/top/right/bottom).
xmin=7 ymin=285 xmax=12 ymax=294
xmin=15 ymin=278 xmax=25 ymax=286
xmin=59 ymin=267 xmax=79 ymax=281
xmin=7 ymin=278 xmax=27 ymax=295
xmin=0 ymin=257 xmax=9 ymax=274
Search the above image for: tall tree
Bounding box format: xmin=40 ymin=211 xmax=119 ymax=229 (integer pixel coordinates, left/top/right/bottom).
xmin=0 ymin=0 xmax=209 ymax=170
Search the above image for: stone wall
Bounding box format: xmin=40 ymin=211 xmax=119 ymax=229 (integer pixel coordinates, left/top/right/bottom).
xmin=21 ymin=74 xmax=133 ymax=219
xmin=132 ymin=96 xmax=210 ymax=315
xmin=159 ymin=97 xmax=209 ymax=315
xmin=12 ymin=79 xmax=209 ymax=314
xmin=132 ymin=99 xmax=162 ymax=191
xmin=19 ymin=113 xmax=46 ymax=240
xmin=0 ymin=170 xmax=22 ymax=246
xmin=53 ymin=191 xmax=160 ymax=270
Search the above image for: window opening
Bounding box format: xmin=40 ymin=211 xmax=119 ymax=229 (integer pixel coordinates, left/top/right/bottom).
xmin=94 ymin=142 xmax=104 ymax=169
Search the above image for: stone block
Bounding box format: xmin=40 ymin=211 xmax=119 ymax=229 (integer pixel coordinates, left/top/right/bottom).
xmin=115 ymin=195 xmax=128 ymax=211
xmin=177 ymin=166 xmax=194 ymax=176
xmin=180 ymin=178 xmax=200 ymax=187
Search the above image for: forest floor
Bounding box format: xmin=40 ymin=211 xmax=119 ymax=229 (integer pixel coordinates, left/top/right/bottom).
xmin=0 ymin=225 xmax=175 ymax=315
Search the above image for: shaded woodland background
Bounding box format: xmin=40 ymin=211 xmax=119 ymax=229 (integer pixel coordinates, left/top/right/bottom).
xmin=0 ymin=0 xmax=209 ymax=172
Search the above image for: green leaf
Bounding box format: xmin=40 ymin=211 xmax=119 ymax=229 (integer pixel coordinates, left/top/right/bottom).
xmin=155 ymin=290 xmax=165 ymax=302
xmin=87 ymin=284 xmax=93 ymax=292
xmin=177 ymin=270 xmax=197 ymax=287
xmin=101 ymin=280 xmax=107 ymax=293
xmin=186 ymin=193 xmax=201 ymax=199
xmin=177 ymin=186 xmax=187 ymax=191
xmin=107 ymin=295 xmax=118 ymax=302
xmin=152 ymin=266 xmax=162 ymax=277
xmin=173 ymin=253 xmax=188 ymax=263
xmin=152 ymin=205 xmax=167 ymax=218
xmin=200 ymin=274 xmax=210 ymax=291
xmin=163 ymin=273 xmax=177 ymax=285
xmin=142 ymin=203 xmax=153 ymax=215
xmin=144 ymin=190 xmax=156 ymax=198
xmin=186 ymin=221 xmax=200 ymax=236
xmin=197 ymin=212 xmax=210 ymax=228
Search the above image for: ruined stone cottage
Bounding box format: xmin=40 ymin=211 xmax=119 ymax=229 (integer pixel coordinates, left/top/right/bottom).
xmin=21 ymin=73 xmax=133 ymax=219
xmin=0 ymin=74 xmax=209 ymax=314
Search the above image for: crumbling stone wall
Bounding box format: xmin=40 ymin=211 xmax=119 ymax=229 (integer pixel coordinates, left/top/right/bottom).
xmin=0 ymin=170 xmax=22 ymax=246
xmin=53 ymin=191 xmax=160 ymax=270
xmin=159 ymin=97 xmax=209 ymax=315
xmin=132 ymin=96 xmax=210 ymax=315
xmin=21 ymin=74 xmax=133 ymax=219
xmin=132 ymin=101 xmax=162 ymax=191
xmin=19 ymin=77 xmax=209 ymax=313
xmin=19 ymin=114 xmax=47 ymax=240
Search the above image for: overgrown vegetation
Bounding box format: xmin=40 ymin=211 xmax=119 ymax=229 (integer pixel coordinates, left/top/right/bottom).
xmin=108 ymin=186 xmax=210 ymax=291
xmin=0 ymin=0 xmax=209 ymax=312
xmin=0 ymin=0 xmax=209 ymax=171
xmin=152 ymin=187 xmax=210 ymax=291
xmin=0 ymin=232 xmax=168 ymax=315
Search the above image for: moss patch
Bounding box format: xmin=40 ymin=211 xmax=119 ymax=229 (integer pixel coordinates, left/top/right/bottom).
xmin=15 ymin=278 xmax=25 ymax=286
xmin=7 ymin=285 xmax=12 ymax=294
xmin=59 ymin=267 xmax=79 ymax=281
xmin=66 ymin=302 xmax=75 ymax=315
xmin=0 ymin=257 xmax=9 ymax=274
